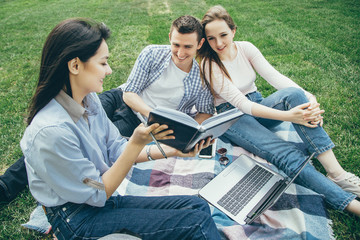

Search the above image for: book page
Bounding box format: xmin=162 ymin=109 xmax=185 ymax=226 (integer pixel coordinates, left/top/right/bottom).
xmin=202 ymin=108 xmax=243 ymax=129
xmin=182 ymin=109 xmax=243 ymax=152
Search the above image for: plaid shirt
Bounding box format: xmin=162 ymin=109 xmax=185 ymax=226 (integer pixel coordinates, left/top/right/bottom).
xmin=125 ymin=45 xmax=214 ymax=115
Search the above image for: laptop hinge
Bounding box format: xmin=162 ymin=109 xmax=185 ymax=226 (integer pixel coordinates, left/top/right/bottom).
xmin=245 ymin=180 xmax=286 ymax=224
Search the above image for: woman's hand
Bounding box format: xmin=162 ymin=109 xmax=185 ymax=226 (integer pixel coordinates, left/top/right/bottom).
xmin=288 ymin=103 xmax=324 ymax=128
xmin=306 ymin=95 xmax=324 ymax=126
xmin=303 ymin=103 xmax=324 ymax=126
xmin=129 ymin=123 xmax=174 ymax=147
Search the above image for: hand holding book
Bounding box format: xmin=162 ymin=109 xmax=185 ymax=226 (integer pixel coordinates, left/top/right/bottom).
xmin=136 ymin=112 xmax=168 ymax=159
xmin=147 ymin=107 xmax=243 ymax=153
xmin=164 ymin=137 xmax=215 ymax=157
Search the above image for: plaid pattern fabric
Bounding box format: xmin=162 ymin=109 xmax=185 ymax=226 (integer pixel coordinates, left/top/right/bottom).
xmin=124 ymin=45 xmax=215 ymax=115
xmin=118 ymin=122 xmax=334 ymax=240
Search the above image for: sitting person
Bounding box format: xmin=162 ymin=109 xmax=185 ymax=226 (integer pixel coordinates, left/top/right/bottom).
xmin=197 ymin=5 xmax=360 ymax=215
xmin=121 ymin=15 xmax=214 ymax=131
xmin=0 ymin=15 xmax=215 ymax=203
xmin=19 ymin=17 xmax=220 ymax=240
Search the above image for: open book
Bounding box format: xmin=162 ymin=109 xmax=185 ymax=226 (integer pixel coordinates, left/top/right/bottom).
xmin=147 ymin=107 xmax=243 ymax=153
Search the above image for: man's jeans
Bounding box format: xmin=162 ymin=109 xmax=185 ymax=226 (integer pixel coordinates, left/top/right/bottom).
xmin=217 ymin=87 xmax=356 ymax=210
xmin=99 ymin=88 xmax=140 ymax=138
xmin=45 ymin=195 xmax=221 ymax=240
xmin=0 ymin=156 xmax=27 ymax=202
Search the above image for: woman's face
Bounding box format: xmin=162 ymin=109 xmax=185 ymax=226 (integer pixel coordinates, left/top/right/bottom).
xmin=75 ymin=40 xmax=112 ymax=97
xmin=204 ymin=19 xmax=236 ymax=58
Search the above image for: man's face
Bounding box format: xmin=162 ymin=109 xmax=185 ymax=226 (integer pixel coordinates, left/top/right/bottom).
xmin=169 ymin=29 xmax=204 ymax=72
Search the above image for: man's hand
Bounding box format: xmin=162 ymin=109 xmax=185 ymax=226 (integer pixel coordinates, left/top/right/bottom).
xmin=171 ymin=137 xmax=214 ymax=158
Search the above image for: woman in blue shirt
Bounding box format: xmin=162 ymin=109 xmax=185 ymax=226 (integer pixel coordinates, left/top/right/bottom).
xmin=20 ymin=18 xmax=221 ymax=240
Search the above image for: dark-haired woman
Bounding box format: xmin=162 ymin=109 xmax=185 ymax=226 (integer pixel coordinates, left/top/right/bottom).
xmin=20 ymin=18 xmax=221 ymax=240
xmin=197 ymin=6 xmax=360 ymax=216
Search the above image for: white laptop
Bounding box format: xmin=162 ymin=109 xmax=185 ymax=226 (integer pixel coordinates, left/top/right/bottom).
xmin=198 ymin=153 xmax=314 ymax=225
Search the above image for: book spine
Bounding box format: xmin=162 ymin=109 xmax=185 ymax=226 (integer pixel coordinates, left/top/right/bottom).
xmin=183 ymin=129 xmax=201 ymax=153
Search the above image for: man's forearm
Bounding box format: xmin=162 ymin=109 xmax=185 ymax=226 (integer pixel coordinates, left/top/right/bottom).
xmin=123 ymin=91 xmax=153 ymax=117
xmin=194 ymin=113 xmax=213 ymax=124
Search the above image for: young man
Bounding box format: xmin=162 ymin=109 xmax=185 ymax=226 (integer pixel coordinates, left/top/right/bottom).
xmin=101 ymin=15 xmax=214 ymax=138
xmin=1 ymin=15 xmax=215 ymax=203
xmin=123 ymin=15 xmax=214 ymax=122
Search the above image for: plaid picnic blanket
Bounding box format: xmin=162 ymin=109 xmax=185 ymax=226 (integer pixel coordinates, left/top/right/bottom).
xmin=117 ymin=122 xmax=334 ymax=240
xmin=23 ymin=122 xmax=334 ymax=239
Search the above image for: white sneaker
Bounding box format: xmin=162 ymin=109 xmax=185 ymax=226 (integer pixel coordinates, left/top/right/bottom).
xmin=328 ymin=172 xmax=360 ymax=198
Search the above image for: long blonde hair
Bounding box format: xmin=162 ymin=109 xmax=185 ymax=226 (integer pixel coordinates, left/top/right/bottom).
xmin=197 ymin=5 xmax=237 ymax=96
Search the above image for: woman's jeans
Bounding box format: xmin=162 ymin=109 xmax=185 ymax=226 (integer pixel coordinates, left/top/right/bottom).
xmin=45 ymin=195 xmax=221 ymax=240
xmin=216 ymin=87 xmax=356 ymax=210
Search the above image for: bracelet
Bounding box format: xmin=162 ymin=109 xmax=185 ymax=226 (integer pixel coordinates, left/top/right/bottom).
xmin=146 ymin=145 xmax=154 ymax=161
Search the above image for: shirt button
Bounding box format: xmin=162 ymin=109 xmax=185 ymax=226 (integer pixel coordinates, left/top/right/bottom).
xmin=62 ymin=207 xmax=66 ymax=211
xmin=67 ymin=219 xmax=70 ymax=223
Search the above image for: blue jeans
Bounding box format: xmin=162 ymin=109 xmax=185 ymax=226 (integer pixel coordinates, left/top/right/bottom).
xmin=45 ymin=195 xmax=221 ymax=240
xmin=217 ymin=87 xmax=356 ymax=210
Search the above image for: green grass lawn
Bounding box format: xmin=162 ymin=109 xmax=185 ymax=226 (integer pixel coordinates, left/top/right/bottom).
xmin=1 ymin=0 xmax=359 ymax=239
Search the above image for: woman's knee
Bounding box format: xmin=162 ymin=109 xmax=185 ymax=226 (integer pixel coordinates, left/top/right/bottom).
xmin=283 ymin=87 xmax=307 ymax=104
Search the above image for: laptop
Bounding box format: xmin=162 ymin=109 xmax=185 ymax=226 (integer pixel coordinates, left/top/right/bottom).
xmin=198 ymin=153 xmax=314 ymax=225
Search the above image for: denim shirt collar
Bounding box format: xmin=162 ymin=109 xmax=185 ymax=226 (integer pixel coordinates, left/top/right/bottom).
xmin=55 ymin=90 xmax=86 ymax=123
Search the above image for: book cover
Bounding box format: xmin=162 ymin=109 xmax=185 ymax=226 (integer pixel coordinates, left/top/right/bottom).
xmin=147 ymin=107 xmax=243 ymax=152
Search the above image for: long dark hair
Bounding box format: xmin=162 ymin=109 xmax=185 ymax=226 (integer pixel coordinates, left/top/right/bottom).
xmin=27 ymin=18 xmax=110 ymax=125
xmin=197 ymin=5 xmax=237 ymax=96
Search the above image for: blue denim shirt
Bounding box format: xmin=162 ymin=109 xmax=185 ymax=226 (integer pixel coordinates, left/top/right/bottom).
xmin=125 ymin=45 xmax=215 ymax=116
xmin=20 ymin=91 xmax=127 ymax=207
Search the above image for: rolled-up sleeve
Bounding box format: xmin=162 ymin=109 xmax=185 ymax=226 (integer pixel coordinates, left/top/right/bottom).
xmin=125 ymin=46 xmax=153 ymax=94
xmin=26 ymin=126 xmax=107 ymax=207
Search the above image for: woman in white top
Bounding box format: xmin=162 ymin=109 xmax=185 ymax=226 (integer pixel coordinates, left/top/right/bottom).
xmin=197 ymin=5 xmax=360 ymax=216
xmin=20 ymin=18 xmax=221 ymax=239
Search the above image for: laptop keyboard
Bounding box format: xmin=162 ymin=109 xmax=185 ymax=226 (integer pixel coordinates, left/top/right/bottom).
xmin=217 ymin=165 xmax=273 ymax=216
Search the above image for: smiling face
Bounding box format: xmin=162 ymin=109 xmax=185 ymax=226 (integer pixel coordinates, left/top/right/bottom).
xmin=169 ymin=29 xmax=204 ymax=72
xmin=204 ymin=19 xmax=236 ymax=60
xmin=70 ymin=40 xmax=112 ymax=103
